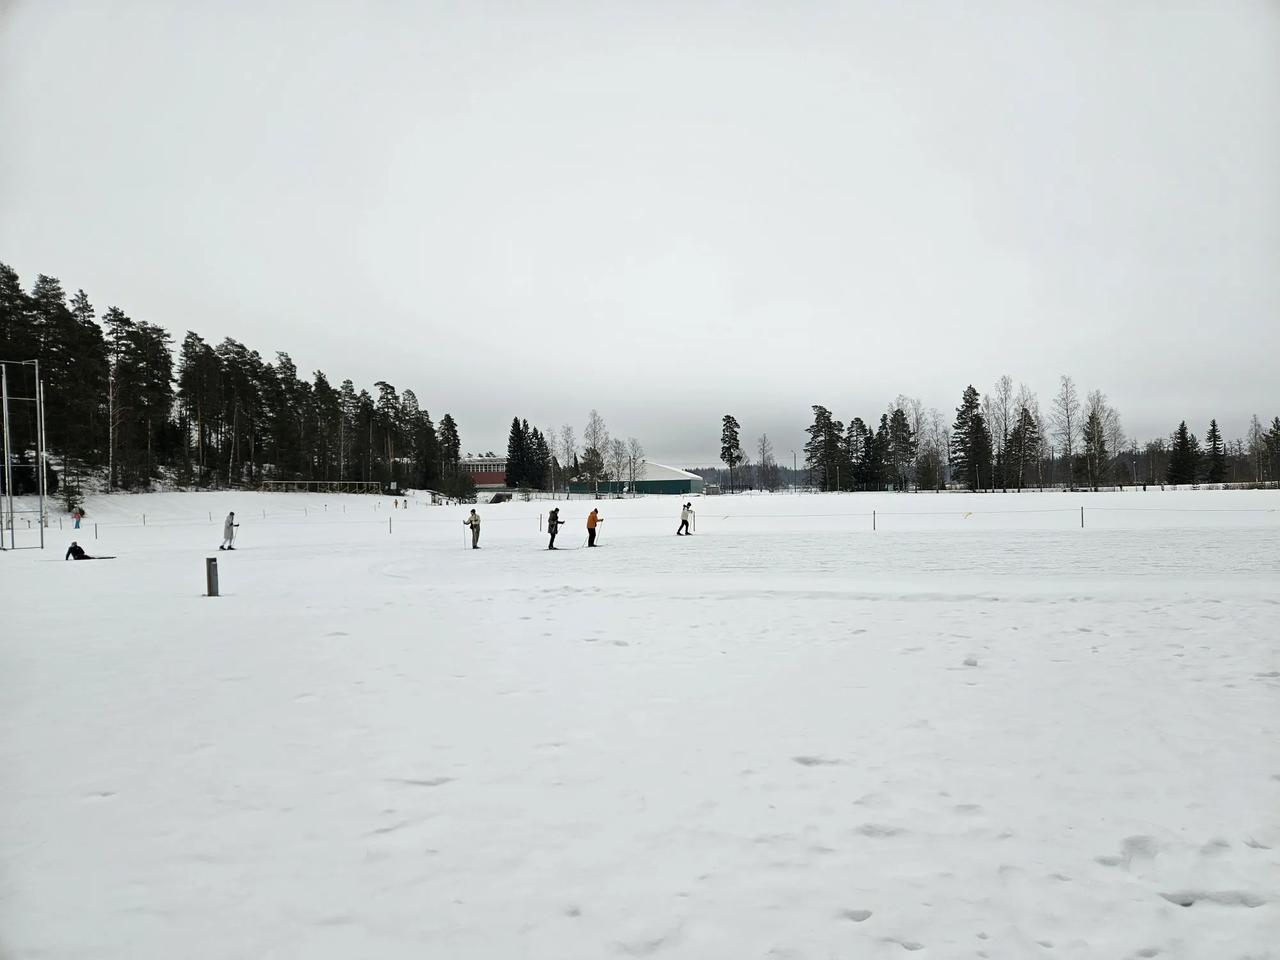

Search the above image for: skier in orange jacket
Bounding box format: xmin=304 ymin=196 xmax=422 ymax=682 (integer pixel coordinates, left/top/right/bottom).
xmin=586 ymin=507 xmax=603 ymax=547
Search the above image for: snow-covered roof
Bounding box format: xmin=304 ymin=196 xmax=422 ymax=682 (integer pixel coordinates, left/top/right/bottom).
xmin=637 ymin=460 xmax=701 ymax=482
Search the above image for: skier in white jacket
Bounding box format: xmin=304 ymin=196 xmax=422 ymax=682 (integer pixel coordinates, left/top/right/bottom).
xmin=677 ymin=503 xmax=693 ymax=536
xmin=220 ymin=511 xmax=239 ymax=550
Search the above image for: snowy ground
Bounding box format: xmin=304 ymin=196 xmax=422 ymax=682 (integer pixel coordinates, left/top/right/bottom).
xmin=2 ymin=489 xmax=1279 ymax=959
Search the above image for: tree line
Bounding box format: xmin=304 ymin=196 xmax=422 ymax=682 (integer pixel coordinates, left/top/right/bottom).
xmin=0 ymin=263 xmax=474 ymax=500
xmin=504 ymin=409 xmax=646 ymax=492
xmin=721 ymin=375 xmax=1279 ymax=493
xmin=6 ymin=263 xmax=1275 ymax=500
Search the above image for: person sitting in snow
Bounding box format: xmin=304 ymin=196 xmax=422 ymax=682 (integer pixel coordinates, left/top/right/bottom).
xmin=65 ymin=541 xmax=94 ymax=560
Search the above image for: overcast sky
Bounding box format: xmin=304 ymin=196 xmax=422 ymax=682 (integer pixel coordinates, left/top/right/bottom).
xmin=2 ymin=1 xmax=1277 ymax=464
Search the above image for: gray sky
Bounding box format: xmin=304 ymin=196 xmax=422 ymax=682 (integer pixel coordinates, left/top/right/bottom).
xmin=2 ymin=1 xmax=1277 ymax=464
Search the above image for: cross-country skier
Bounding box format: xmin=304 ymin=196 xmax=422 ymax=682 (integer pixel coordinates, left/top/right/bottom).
xmin=547 ymin=507 xmax=563 ymax=549
xmin=677 ymin=503 xmax=691 ymax=535
xmin=65 ymin=541 xmax=94 ymax=560
xmin=220 ymin=511 xmax=239 ymax=550
xmin=464 ymin=509 xmax=481 ymax=548
xmin=586 ymin=507 xmax=602 ymax=547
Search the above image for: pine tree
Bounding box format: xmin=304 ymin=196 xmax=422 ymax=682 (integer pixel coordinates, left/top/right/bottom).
xmin=845 ymin=418 xmax=869 ymax=490
xmin=804 ymin=405 xmax=843 ymax=491
xmin=720 ymin=414 xmax=744 ymax=492
xmin=887 ymin=407 xmax=916 ymax=491
xmin=870 ymin=415 xmax=891 ymax=490
xmin=1268 ymin=417 xmax=1280 ymax=481
xmin=1204 ymin=419 xmax=1227 ymax=483
xmin=431 ymin=413 xmax=461 ymax=495
xmin=1166 ymin=421 xmax=1201 ymax=484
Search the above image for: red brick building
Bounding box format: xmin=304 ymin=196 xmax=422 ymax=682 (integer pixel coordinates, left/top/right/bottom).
xmin=459 ymin=456 xmax=507 ymax=489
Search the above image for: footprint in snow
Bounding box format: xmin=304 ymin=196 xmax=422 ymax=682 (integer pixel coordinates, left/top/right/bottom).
xmin=1159 ymin=890 xmax=1266 ymax=908
xmin=856 ymin=823 xmax=904 ymax=838
xmin=884 ymin=939 xmax=924 ymax=952
xmin=838 ymin=909 xmax=872 ymax=922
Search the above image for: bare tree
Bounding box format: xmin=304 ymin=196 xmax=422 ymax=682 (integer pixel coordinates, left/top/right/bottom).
xmin=1248 ymin=414 xmax=1266 ymax=481
xmin=1052 ymin=375 xmax=1081 ymax=487
xmin=583 ymin=410 xmax=608 ymax=461
xmin=757 ymin=432 xmax=777 ymax=490
xmin=627 ymin=437 xmax=644 ymax=488
xmin=1103 ymin=401 xmax=1125 ymax=473
xmin=893 ymin=395 xmax=926 ymax=484
xmin=608 ymin=437 xmax=629 ymax=490
xmin=990 ymin=374 xmax=1014 ymax=485
xmin=557 ymin=424 xmax=576 ymax=499
xmin=582 ymin=410 xmax=610 ymax=492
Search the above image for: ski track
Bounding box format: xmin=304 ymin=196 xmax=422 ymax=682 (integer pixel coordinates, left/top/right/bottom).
xmin=2 ymin=489 xmax=1279 ymax=959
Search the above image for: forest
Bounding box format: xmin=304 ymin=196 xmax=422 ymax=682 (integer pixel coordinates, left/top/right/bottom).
xmin=1 ymin=263 xmax=471 ymax=502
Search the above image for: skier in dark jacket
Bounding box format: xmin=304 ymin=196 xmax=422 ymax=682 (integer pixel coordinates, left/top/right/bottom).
xmin=65 ymin=541 xmax=93 ymax=560
xmin=547 ymin=507 xmax=563 ymax=549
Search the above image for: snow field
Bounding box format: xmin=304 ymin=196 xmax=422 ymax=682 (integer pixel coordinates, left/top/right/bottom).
xmin=2 ymin=489 xmax=1278 ymax=959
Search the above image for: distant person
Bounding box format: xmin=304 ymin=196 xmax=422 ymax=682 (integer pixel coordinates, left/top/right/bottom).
xmin=677 ymin=503 xmax=691 ymax=536
xmin=586 ymin=507 xmax=602 ymax=547
xmin=464 ymin=509 xmax=481 ymax=548
xmin=64 ymin=541 xmax=93 ymax=560
xmin=220 ymin=511 xmax=239 ymax=550
xmin=547 ymin=507 xmax=563 ymax=549
xmin=72 ymin=507 xmax=83 ymax=529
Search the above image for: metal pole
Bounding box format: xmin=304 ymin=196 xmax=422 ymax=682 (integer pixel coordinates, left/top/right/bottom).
xmin=36 ymin=363 xmax=46 ymax=549
xmin=206 ymin=557 xmax=220 ymax=597
xmin=1 ymin=365 xmax=12 ymax=550
xmin=1081 ymin=506 xmax=1084 ymax=529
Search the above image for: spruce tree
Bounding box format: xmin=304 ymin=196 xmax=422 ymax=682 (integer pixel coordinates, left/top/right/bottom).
xmin=1006 ymin=406 xmax=1041 ymax=490
xmin=951 ymin=386 xmax=984 ymax=490
xmin=506 ymin=417 xmax=529 ymax=487
xmin=1081 ymin=407 xmax=1109 ymax=490
xmin=1204 ymin=419 xmax=1227 ymax=482
xmin=1166 ymin=421 xmax=1201 ymax=484
xmin=968 ymin=412 xmax=994 ymax=491
xmin=888 ymin=407 xmax=916 ymax=491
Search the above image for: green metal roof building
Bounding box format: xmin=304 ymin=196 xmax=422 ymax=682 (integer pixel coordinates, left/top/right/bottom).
xmin=570 ymin=460 xmax=704 ymax=496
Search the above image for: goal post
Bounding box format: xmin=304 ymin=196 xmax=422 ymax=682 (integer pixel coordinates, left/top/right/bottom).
xmin=0 ymin=359 xmax=48 ymax=550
